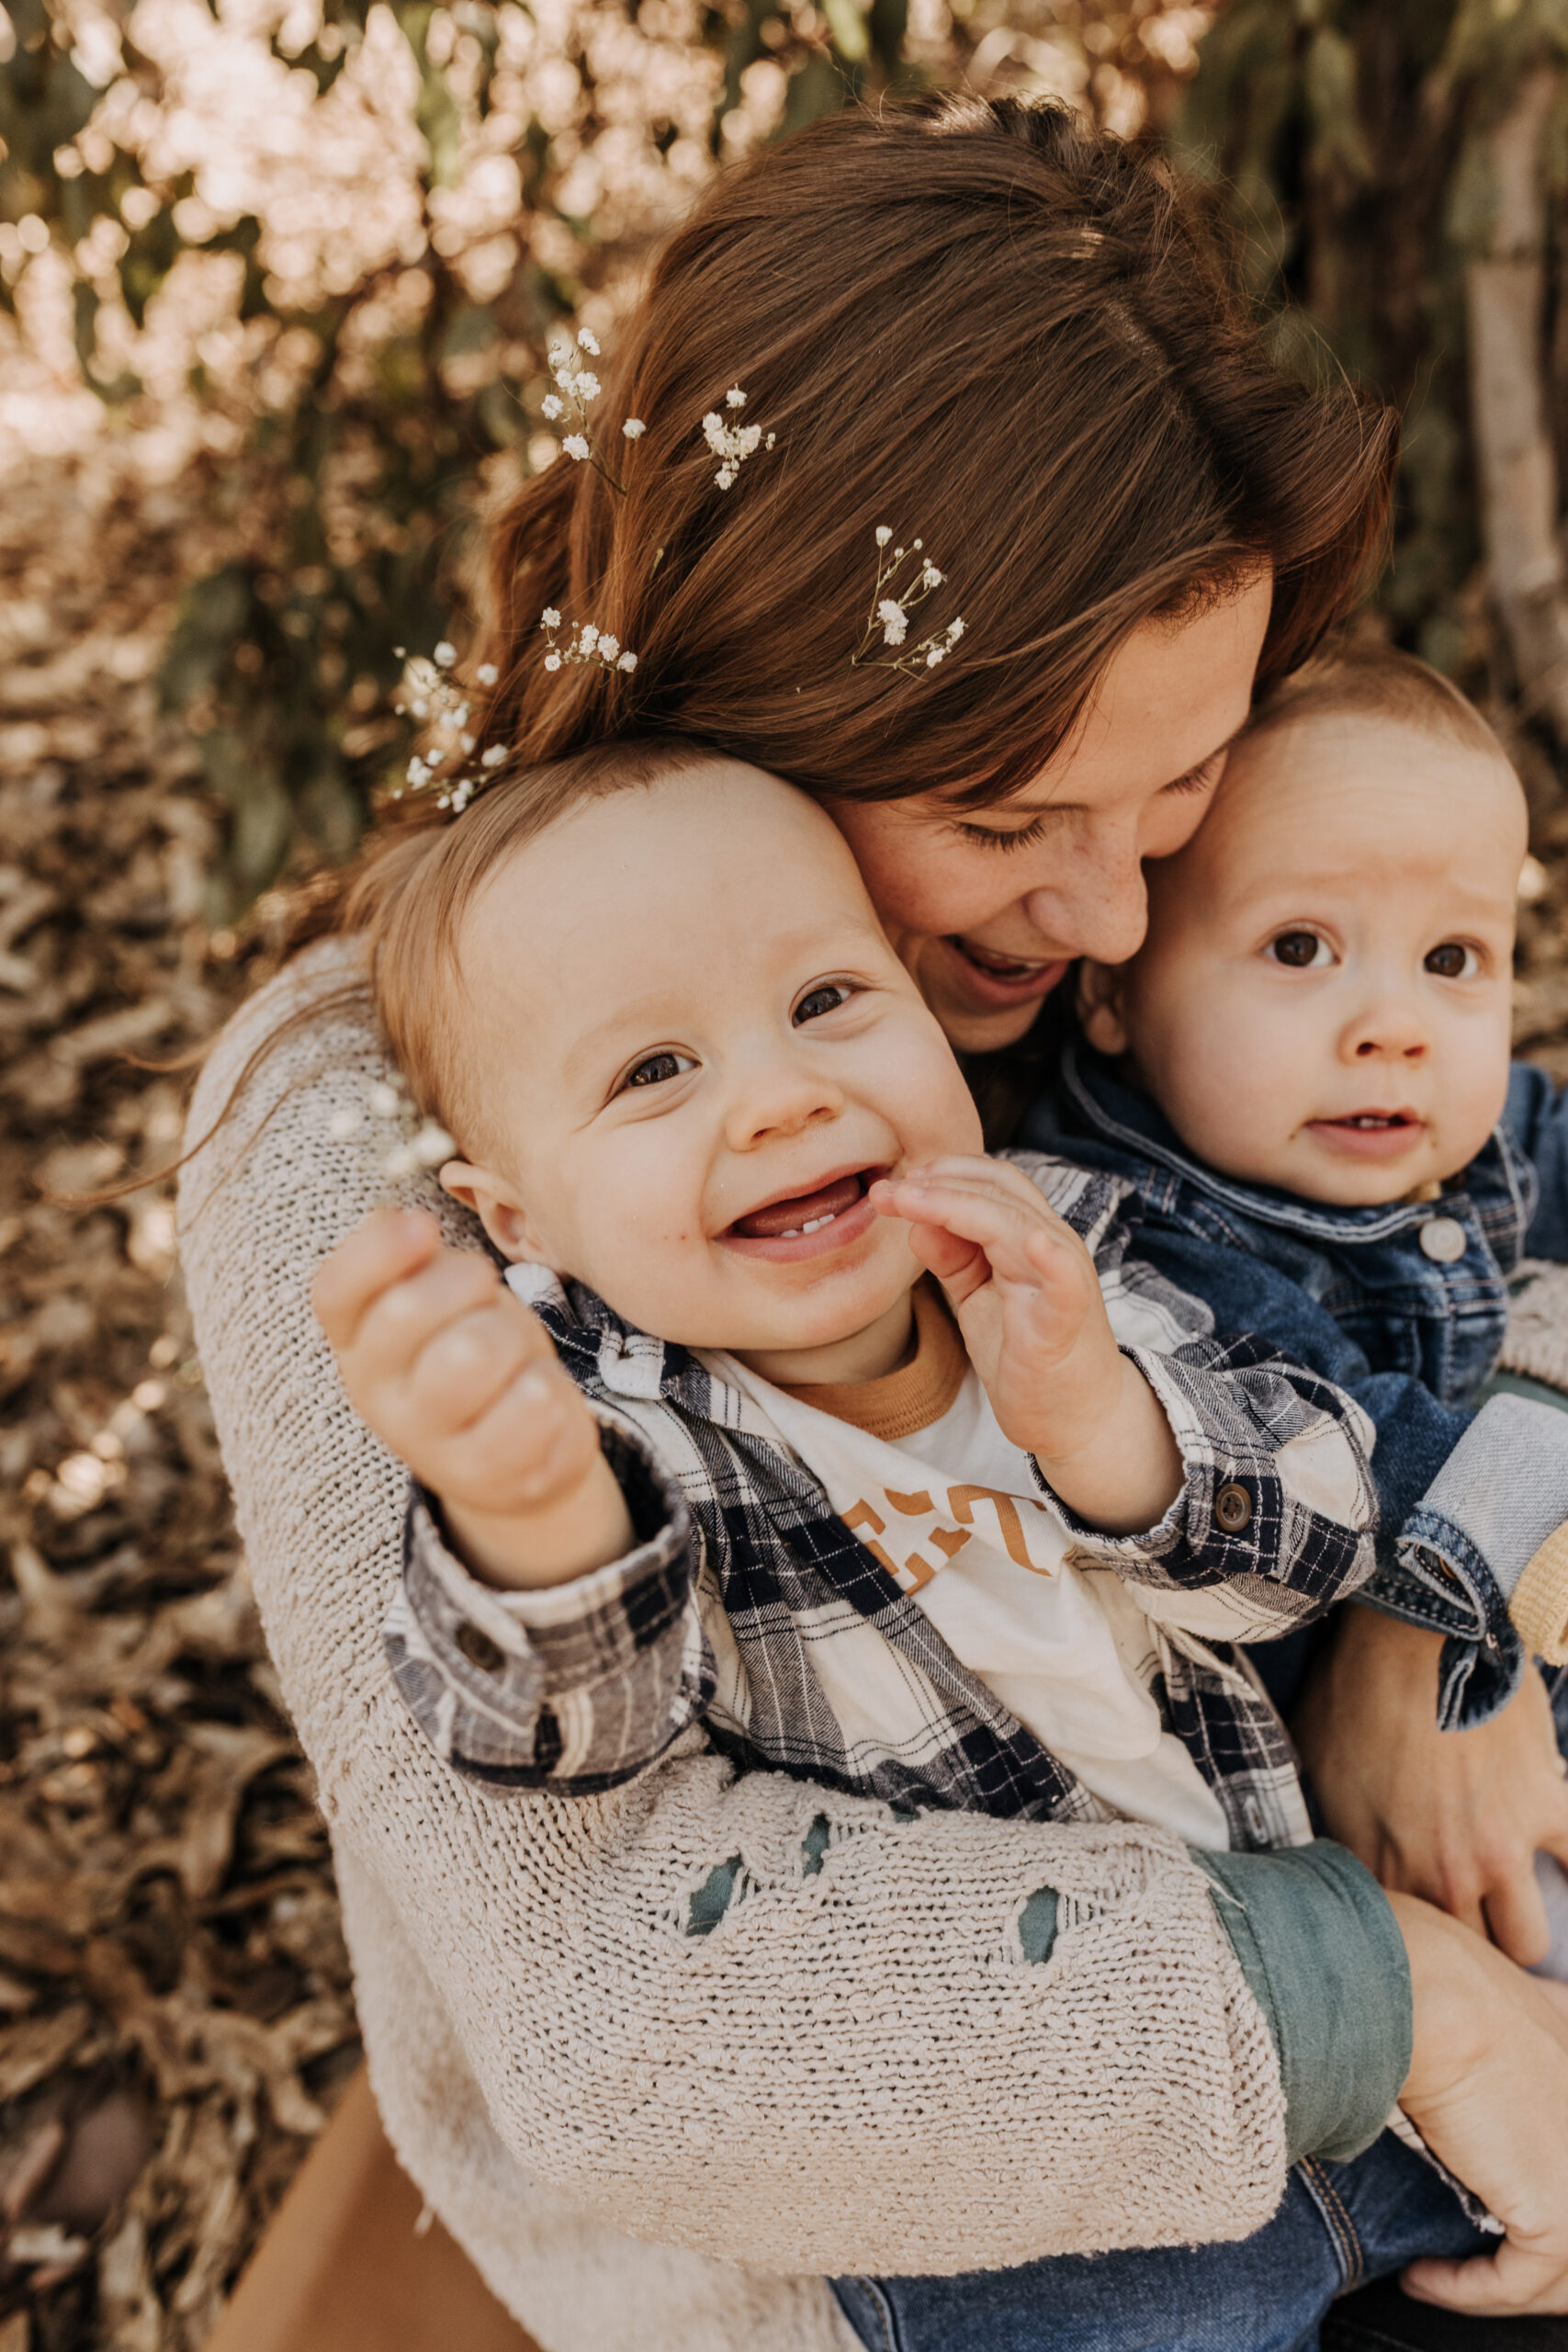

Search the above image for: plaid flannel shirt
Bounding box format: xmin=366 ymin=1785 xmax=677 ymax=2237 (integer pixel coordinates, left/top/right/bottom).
xmin=386 ymin=1154 xmax=1379 ymax=1852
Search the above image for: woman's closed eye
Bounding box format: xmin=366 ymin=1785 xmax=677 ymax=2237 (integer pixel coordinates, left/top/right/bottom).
xmin=615 ymin=1046 xmax=699 ymax=1094
xmin=1424 ymin=941 xmax=1482 ymax=980
xmin=1266 ymin=929 xmax=1335 ymax=970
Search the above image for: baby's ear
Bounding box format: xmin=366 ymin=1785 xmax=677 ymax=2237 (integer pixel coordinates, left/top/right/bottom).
xmin=439 ymin=1160 xmax=549 ymax=1263
xmin=1076 ymin=961 xmax=1130 ymax=1057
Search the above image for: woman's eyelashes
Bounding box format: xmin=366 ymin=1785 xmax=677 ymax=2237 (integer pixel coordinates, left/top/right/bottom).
xmin=951 ymin=814 xmax=1052 ymax=854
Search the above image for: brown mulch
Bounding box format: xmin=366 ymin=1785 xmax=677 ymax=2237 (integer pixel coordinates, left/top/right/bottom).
xmin=1 ymin=451 xmax=355 ymax=2352
xmin=6 ymin=447 xmax=1568 ymax=2352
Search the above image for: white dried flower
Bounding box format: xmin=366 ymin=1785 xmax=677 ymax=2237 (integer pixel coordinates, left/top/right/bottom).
xmin=541 ymin=606 xmax=560 ymax=628
xmin=618 ymin=650 xmax=637 ymax=673
xmin=476 ymin=662 xmax=498 ymax=686
xmin=481 ymin=742 xmax=509 ymax=767
xmin=577 ymin=327 xmax=600 ymax=356
xmin=383 ymin=1143 xmax=419 ymax=1180
xmin=623 ymin=418 xmax=646 ymax=439
xmin=853 ymin=527 xmax=968 ymax=679
xmin=541 ymin=394 xmax=563 ymax=421
xmin=726 ymin=385 xmax=746 ymax=408
xmin=411 ymin=1122 xmax=456 ymax=1168
xmin=562 ymin=434 xmax=591 ymax=463
xmin=434 ymin=641 xmax=456 ymax=668
xmin=575 ymin=371 xmax=601 ymax=401
xmin=329 ymin=1108 xmax=361 ymax=1140
xmin=599 ymin=634 xmax=620 ymax=661
xmin=407 ymin=755 xmax=429 ymax=786
xmin=369 ymin=1080 xmax=402 ymax=1120
xmin=411 ymin=698 xmax=428 ymax=718
xmin=580 ymin=623 xmax=599 ymax=651
xmin=544 ymin=650 xmax=562 ymax=672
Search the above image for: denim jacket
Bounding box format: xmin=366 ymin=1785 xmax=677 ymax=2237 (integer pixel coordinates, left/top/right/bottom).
xmin=1026 ymin=1049 xmax=1568 ymax=1728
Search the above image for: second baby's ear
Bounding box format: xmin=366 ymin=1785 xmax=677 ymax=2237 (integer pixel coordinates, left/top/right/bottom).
xmin=439 ymin=1161 xmax=550 ymax=1264
xmin=1076 ymin=961 xmax=1131 ymax=1057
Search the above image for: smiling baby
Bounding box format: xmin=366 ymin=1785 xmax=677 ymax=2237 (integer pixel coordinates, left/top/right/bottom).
xmin=314 ymin=741 xmax=1381 ymax=1853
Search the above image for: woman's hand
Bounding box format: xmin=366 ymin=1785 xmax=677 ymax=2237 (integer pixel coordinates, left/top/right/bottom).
xmin=1393 ymin=1891 xmax=1568 ymax=2312
xmin=311 ymin=1208 xmax=630 ymax=1589
xmin=1294 ymin=1607 xmax=1568 ymax=1964
xmin=871 ymin=1158 xmax=1181 ymax=1532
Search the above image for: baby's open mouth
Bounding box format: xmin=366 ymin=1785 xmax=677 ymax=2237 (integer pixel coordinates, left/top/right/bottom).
xmin=1319 ymin=1113 xmax=1417 ymax=1131
xmin=728 ymin=1170 xmax=875 ymax=1241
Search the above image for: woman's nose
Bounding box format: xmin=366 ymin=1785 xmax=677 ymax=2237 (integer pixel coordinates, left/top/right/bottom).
xmin=1021 ymin=842 xmax=1148 ymax=967
xmin=723 ymin=1056 xmax=844 ymax=1151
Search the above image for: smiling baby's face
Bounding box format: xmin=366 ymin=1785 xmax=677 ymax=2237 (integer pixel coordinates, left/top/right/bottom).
xmin=438 ymin=758 xmax=981 ymax=1358
xmin=1080 ymin=711 xmax=1527 ymax=1206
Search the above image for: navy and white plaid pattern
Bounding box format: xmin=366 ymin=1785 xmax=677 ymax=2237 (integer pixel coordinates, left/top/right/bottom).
xmin=386 ymin=1155 xmax=1378 ymax=1852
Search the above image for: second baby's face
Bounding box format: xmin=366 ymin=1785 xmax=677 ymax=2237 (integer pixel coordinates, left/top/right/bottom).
xmin=442 ymin=759 xmax=982 ymax=1354
xmin=1083 ymin=712 xmax=1527 ymax=1206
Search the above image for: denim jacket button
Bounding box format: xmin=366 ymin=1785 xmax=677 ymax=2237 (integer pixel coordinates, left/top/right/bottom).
xmin=1214 ymin=1482 xmax=1253 ymax=1533
xmin=1418 ymin=1216 xmax=1466 ymax=1263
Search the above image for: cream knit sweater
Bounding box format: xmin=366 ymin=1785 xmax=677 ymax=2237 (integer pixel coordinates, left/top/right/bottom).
xmin=179 ymin=944 xmax=1292 ymax=2352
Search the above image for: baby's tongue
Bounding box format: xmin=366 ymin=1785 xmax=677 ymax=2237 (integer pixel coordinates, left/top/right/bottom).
xmin=731 ymin=1172 xmax=863 ymax=1239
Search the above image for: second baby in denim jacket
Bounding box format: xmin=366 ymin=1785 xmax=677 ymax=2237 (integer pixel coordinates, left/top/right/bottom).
xmin=1027 ymin=648 xmax=1568 ymax=1746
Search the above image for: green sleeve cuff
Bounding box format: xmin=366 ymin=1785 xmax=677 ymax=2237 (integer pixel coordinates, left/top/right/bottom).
xmin=1194 ymin=1841 xmax=1411 ymax=2165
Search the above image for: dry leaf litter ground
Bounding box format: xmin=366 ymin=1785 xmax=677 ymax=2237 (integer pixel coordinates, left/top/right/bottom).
xmin=1 ymin=441 xmax=359 ymax=2352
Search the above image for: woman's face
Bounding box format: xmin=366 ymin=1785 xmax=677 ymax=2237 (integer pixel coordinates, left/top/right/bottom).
xmin=828 ymin=572 xmax=1274 ymax=1053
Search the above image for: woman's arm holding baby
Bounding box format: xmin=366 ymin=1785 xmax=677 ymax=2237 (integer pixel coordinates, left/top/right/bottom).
xmin=312 ymin=1207 xmax=631 ymax=1588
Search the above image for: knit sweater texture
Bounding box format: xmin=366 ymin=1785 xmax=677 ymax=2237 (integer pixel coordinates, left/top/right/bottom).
xmin=179 ymin=944 xmax=1300 ymax=2348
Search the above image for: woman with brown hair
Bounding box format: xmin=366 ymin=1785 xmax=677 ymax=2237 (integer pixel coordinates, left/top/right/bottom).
xmin=182 ymin=95 xmax=1568 ymax=2352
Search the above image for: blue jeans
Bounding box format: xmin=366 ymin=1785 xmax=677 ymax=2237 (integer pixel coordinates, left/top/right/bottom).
xmin=829 ymin=2128 xmax=1488 ymax=2352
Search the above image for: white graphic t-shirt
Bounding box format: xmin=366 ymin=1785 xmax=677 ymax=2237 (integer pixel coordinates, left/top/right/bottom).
xmin=715 ymin=1282 xmax=1230 ymax=1849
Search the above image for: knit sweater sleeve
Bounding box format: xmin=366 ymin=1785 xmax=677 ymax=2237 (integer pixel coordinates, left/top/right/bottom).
xmin=177 ymin=950 xmax=1407 ymax=2278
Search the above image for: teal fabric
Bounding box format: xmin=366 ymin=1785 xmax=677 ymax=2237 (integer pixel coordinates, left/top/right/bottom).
xmin=1478 ymin=1367 xmax=1568 ymax=1414
xmin=1194 ymin=1842 xmax=1411 ymax=2166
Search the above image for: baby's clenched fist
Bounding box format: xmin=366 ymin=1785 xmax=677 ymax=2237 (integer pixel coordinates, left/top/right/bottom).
xmin=311 ymin=1209 xmax=631 ymax=1588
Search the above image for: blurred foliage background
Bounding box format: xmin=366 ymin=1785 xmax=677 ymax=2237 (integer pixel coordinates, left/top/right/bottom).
xmin=7 ymin=1 xmax=1568 ymax=2341
xmin=7 ymin=0 xmax=1568 ymax=905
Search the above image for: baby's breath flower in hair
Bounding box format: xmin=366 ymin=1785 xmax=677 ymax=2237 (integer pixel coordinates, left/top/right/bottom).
xmin=700 ymin=385 xmax=775 ymax=490
xmin=389 ymin=644 xmax=513 ymax=816
xmin=538 ymin=327 xmax=641 ymax=494
xmin=540 ymin=608 xmax=638 ymax=675
xmin=852 ymin=528 xmax=967 ymax=679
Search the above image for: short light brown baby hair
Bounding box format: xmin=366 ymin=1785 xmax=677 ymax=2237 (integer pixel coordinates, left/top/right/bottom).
xmin=1244 ymin=643 xmax=1506 ymax=764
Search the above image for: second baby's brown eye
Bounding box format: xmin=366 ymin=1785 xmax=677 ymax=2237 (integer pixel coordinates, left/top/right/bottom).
xmin=1425 ymin=942 xmax=1475 ymax=980
xmin=794 ymin=983 xmax=852 ymax=1024
xmin=1268 ymin=931 xmax=1326 ymax=969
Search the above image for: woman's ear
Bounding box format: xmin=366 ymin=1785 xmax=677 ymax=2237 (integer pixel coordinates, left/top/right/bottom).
xmin=439 ymin=1160 xmax=550 ymax=1264
xmin=1077 ymin=961 xmax=1131 ymax=1057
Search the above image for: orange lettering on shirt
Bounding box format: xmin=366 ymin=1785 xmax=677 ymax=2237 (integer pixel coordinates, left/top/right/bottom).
xmin=945 ymin=1484 xmax=1052 ymax=1573
xmin=842 ymin=1498 xmax=936 ymax=1593
xmin=886 ymin=1488 xmax=935 ymax=1516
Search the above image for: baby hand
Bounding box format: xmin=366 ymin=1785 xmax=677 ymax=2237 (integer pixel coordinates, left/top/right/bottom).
xmin=871 ymin=1159 xmax=1181 ymax=1534
xmin=311 ymin=1209 xmax=630 ymax=1588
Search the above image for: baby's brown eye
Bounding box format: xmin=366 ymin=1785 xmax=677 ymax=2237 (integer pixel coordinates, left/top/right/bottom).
xmin=1268 ymin=931 xmax=1328 ymax=969
xmin=794 ymin=983 xmax=852 ymax=1024
xmin=1425 ymin=942 xmax=1475 ymax=980
xmin=624 ymin=1050 xmax=695 ymax=1090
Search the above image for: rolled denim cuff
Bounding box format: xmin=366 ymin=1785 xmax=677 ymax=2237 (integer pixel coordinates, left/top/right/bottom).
xmin=1389 ymin=1394 xmax=1568 ymax=1725
xmin=1194 ymin=1842 xmax=1411 ymax=2167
